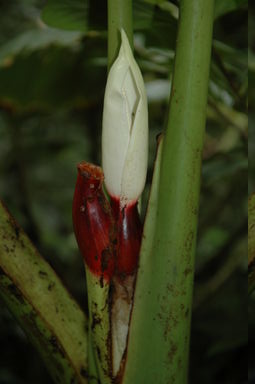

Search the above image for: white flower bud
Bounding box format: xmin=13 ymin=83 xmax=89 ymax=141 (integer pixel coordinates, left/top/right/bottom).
xmin=102 ymin=29 xmax=148 ymax=206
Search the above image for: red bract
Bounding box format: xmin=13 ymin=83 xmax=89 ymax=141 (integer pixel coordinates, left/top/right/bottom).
xmin=72 ymin=162 xmax=116 ymax=281
xmin=111 ymin=197 xmax=142 ymax=279
xmin=72 ymin=162 xmax=142 ymax=281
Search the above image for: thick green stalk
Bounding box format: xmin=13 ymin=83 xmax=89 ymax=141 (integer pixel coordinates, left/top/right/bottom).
xmin=107 ymin=0 xmax=133 ymax=69
xmin=123 ymin=1 xmax=214 ymax=383
xmin=0 ymin=200 xmax=89 ymax=384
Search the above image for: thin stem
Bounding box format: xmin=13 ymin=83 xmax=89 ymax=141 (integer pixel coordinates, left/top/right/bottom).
xmin=107 ymin=0 xmax=133 ymax=69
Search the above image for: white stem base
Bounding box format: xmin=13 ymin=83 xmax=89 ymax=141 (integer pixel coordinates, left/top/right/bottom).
xmin=111 ymin=275 xmax=135 ymax=377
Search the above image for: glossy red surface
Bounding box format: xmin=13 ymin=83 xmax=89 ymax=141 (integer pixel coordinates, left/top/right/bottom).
xmin=111 ymin=198 xmax=142 ymax=278
xmin=72 ymin=162 xmax=115 ymax=281
xmin=72 ymin=162 xmax=142 ymax=281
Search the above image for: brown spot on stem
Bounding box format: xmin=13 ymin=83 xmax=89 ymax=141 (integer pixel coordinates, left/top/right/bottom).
xmin=48 ymin=282 xmax=55 ymax=291
xmin=96 ymin=345 xmax=102 ymax=362
xmin=49 ymin=335 xmax=65 ymax=358
xmin=3 ymin=244 xmax=10 ymax=253
xmin=8 ymin=283 xmax=25 ymax=304
xmin=80 ymin=367 xmax=89 ymax=379
xmin=91 ymin=312 xmax=102 ymax=331
xmin=168 ymin=343 xmax=178 ymax=363
xmin=183 ymin=267 xmax=192 ymax=277
xmin=38 ymin=270 xmax=48 ymax=278
xmin=184 ymin=231 xmax=194 ymax=255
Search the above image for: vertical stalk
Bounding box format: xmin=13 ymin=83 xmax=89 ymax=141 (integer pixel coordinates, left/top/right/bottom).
xmin=84 ymin=3 xmax=133 ymax=381
xmin=107 ymin=0 xmax=133 ymax=69
xmin=123 ymin=1 xmax=214 ymax=383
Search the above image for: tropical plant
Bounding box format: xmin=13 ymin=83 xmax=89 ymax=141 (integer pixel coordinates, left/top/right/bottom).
xmin=0 ymin=1 xmax=247 ymax=383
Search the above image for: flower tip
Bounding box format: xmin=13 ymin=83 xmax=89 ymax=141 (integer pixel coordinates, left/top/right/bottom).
xmin=102 ymin=28 xmax=148 ymax=205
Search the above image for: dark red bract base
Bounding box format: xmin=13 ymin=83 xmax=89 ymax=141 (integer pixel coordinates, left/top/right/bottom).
xmin=72 ymin=162 xmax=142 ymax=282
xmin=72 ymin=162 xmax=115 ymax=281
xmin=111 ymin=197 xmax=142 ymax=278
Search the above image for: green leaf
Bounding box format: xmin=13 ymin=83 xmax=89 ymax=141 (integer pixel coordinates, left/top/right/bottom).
xmin=0 ymin=28 xmax=82 ymax=66
xmin=41 ymin=0 xmax=177 ymax=46
xmin=0 ymin=200 xmax=89 ymax=384
xmin=214 ymin=0 xmax=247 ymax=19
xmin=0 ymin=46 xmax=106 ymax=110
xmin=42 ymin=0 xmax=89 ymax=32
xmin=41 ymin=0 xmax=155 ymax=32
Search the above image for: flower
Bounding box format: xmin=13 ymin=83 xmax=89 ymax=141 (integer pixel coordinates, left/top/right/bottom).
xmin=102 ymin=29 xmax=148 ymax=207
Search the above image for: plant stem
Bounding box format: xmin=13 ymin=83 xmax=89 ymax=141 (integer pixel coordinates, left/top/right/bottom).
xmin=107 ymin=0 xmax=133 ymax=69
xmin=152 ymin=0 xmax=215 ymax=378
xmin=0 ymin=200 xmax=89 ymax=384
xmin=123 ymin=1 xmax=214 ymax=383
xmin=154 ymin=0 xmax=215 ymax=379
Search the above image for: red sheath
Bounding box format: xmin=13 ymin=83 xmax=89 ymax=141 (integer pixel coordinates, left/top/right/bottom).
xmin=72 ymin=162 xmax=142 ymax=281
xmin=111 ymin=198 xmax=142 ymax=279
xmin=72 ymin=162 xmax=115 ymax=281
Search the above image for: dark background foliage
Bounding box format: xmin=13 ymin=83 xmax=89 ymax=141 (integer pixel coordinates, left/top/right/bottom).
xmin=0 ymin=1 xmax=247 ymax=383
xmin=249 ymin=3 xmax=255 ymax=384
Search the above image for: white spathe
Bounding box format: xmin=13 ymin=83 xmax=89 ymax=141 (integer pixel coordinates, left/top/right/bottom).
xmin=102 ymin=29 xmax=148 ymax=206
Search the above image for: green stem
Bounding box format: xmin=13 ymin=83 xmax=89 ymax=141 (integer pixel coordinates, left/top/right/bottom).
xmin=0 ymin=200 xmax=89 ymax=384
xmin=123 ymin=1 xmax=214 ymax=383
xmin=156 ymin=0 xmax=214 ymax=379
xmin=107 ymin=0 xmax=133 ymax=69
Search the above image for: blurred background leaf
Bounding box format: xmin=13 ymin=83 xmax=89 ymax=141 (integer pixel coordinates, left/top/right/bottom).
xmin=42 ymin=0 xmax=89 ymax=31
xmin=0 ymin=0 xmax=247 ymax=383
xmin=214 ymin=0 xmax=247 ymax=19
